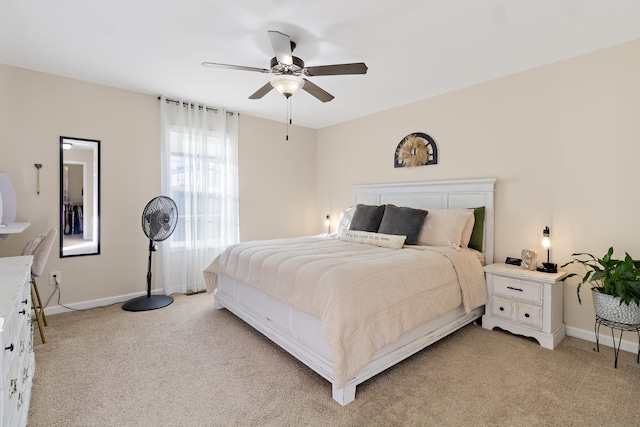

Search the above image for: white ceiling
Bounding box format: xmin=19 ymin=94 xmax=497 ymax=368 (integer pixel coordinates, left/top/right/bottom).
xmin=1 ymin=0 xmax=640 ymax=129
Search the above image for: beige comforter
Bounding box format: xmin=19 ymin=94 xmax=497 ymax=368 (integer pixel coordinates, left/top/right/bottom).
xmin=203 ymin=236 xmax=486 ymax=388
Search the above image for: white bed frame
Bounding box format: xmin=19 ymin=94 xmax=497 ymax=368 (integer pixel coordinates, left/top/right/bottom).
xmin=214 ymin=178 xmax=497 ymax=405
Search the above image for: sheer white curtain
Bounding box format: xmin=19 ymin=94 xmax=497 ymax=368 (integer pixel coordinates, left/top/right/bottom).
xmin=160 ymin=97 xmax=239 ymax=294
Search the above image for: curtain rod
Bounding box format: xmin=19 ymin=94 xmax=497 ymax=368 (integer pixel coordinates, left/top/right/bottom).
xmin=158 ymin=97 xmax=236 ymax=116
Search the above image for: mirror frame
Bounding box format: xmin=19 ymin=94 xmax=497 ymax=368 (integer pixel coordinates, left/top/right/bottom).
xmin=59 ymin=136 xmax=101 ymax=258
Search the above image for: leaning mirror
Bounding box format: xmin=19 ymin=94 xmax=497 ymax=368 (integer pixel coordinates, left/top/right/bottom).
xmin=60 ymin=136 xmax=100 ymax=257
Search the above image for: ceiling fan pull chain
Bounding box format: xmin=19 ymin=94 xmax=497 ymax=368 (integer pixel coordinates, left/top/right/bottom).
xmin=286 ymin=97 xmax=291 ymax=141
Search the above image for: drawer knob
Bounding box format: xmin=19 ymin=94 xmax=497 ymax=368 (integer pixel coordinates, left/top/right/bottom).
xmin=507 ymin=286 xmax=523 ymax=292
xmin=5 ymin=343 xmax=14 ymax=352
xmin=524 ymin=313 xmax=530 ymax=318
xmin=19 ymin=309 xmax=26 ymax=315
xmin=22 ymin=299 xmax=28 ymax=305
xmin=499 ymin=306 xmax=505 ymax=311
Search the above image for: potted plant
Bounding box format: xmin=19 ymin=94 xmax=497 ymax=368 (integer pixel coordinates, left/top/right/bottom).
xmin=561 ymin=247 xmax=640 ymax=325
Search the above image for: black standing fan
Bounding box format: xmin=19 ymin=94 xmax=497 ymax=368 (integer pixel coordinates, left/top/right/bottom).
xmin=123 ymin=196 xmax=178 ymax=312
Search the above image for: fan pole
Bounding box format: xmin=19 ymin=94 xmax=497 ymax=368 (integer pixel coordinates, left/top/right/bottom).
xmin=146 ymin=239 xmax=155 ymax=298
xmin=122 ymin=239 xmax=174 ymax=311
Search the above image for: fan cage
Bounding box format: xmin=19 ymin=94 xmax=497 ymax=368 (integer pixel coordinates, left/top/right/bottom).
xmin=142 ymin=196 xmax=178 ymax=242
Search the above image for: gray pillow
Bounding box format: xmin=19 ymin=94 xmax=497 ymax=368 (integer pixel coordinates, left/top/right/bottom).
xmin=348 ymin=204 xmax=386 ymax=232
xmin=378 ymin=204 xmax=428 ymax=245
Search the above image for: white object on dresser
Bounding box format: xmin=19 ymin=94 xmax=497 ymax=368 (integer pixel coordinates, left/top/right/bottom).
xmin=0 ymin=256 xmax=35 ymax=427
xmin=0 ymin=172 xmax=31 ymax=240
xmin=482 ymin=263 xmax=568 ymax=349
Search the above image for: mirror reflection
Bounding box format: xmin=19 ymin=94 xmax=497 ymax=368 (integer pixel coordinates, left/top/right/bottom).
xmin=60 ymin=136 xmax=100 ymax=257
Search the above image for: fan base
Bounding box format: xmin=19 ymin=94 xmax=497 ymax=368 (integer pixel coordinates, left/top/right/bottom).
xmin=122 ymin=295 xmax=174 ymax=312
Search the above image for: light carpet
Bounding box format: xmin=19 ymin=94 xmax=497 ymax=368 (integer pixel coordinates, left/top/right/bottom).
xmin=28 ymin=293 xmax=640 ymax=426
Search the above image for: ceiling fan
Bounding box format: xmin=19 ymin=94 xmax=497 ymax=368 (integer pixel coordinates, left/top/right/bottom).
xmin=202 ymin=30 xmax=368 ymax=103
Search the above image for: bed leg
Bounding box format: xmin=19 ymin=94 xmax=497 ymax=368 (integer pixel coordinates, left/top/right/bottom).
xmin=213 ymin=298 xmax=224 ymax=309
xmin=332 ymin=383 xmax=356 ymax=406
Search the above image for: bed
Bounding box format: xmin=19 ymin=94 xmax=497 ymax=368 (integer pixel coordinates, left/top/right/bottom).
xmin=204 ymin=178 xmax=496 ymax=405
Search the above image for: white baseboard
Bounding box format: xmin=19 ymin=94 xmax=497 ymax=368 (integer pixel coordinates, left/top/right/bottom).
xmin=43 ymin=289 xmax=166 ymax=316
xmin=566 ymin=325 xmax=639 ymax=355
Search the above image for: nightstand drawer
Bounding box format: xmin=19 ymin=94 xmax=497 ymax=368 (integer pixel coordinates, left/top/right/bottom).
xmin=517 ymin=303 xmax=542 ymax=329
xmin=493 ymin=275 xmax=542 ymax=304
xmin=489 ymin=296 xmax=513 ymax=320
xmin=489 ymin=297 xmax=542 ymax=330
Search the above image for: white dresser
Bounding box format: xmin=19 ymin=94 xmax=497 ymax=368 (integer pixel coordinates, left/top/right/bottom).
xmin=482 ymin=263 xmax=568 ymax=349
xmin=0 ymin=256 xmax=34 ymax=427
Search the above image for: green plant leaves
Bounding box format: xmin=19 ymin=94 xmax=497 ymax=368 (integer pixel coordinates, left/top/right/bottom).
xmin=561 ymin=247 xmax=640 ymax=307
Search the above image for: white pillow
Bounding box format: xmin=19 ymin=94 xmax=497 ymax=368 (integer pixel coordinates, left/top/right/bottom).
xmin=340 ymin=229 xmax=406 ymax=249
xmin=335 ymin=206 xmax=356 ymax=235
xmin=460 ymin=211 xmax=476 ymax=247
xmin=417 ymin=209 xmax=473 ymax=247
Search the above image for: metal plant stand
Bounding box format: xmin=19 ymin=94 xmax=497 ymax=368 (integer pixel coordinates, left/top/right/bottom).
xmin=594 ymin=315 xmax=640 ymax=368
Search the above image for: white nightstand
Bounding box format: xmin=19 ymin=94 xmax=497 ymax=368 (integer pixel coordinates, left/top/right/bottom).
xmin=482 ymin=263 xmax=568 ymax=349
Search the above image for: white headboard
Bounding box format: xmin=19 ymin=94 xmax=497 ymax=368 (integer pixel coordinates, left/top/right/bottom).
xmin=352 ymin=178 xmax=497 ymax=264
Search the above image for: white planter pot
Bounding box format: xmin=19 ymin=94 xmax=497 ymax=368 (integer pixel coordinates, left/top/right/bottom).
xmin=592 ymin=290 xmax=640 ymax=324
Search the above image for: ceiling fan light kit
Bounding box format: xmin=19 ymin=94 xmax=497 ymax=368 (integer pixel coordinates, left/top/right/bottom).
xmin=270 ymin=74 xmax=304 ymax=98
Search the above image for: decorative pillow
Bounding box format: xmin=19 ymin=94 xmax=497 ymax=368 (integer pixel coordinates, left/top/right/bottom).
xmin=348 ymin=204 xmax=386 ymax=232
xmin=460 ymin=210 xmax=476 ymax=247
xmin=340 ymin=229 xmax=406 ymax=249
xmin=335 ymin=206 xmax=356 ymax=236
xmin=377 ymin=204 xmax=428 ymax=245
xmin=417 ymin=209 xmax=474 ymax=247
xmin=468 ymin=207 xmax=485 ymax=252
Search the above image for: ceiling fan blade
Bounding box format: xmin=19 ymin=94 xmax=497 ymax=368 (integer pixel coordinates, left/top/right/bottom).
xmin=248 ymin=81 xmax=274 ymax=100
xmin=268 ymin=30 xmax=293 ymax=66
xmin=201 ymin=62 xmax=270 ymax=73
xmin=301 ymin=79 xmax=334 ymax=103
xmin=304 ymin=62 xmax=368 ymax=77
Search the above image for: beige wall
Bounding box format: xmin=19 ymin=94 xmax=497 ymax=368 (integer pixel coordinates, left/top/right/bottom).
xmin=316 ymin=39 xmax=640 ymax=346
xmin=238 ymin=116 xmax=317 ymax=241
xmin=0 ymin=64 xmax=162 ymax=304
xmin=0 ymin=64 xmax=317 ymax=308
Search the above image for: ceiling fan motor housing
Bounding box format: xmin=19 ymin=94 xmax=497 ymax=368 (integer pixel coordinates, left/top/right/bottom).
xmin=270 ymin=56 xmax=305 ymax=74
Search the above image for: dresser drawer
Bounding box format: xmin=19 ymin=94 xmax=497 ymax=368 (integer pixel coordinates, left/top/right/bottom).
xmin=2 ymin=304 xmax=18 ymax=381
xmin=492 ymin=275 xmax=542 ymax=304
